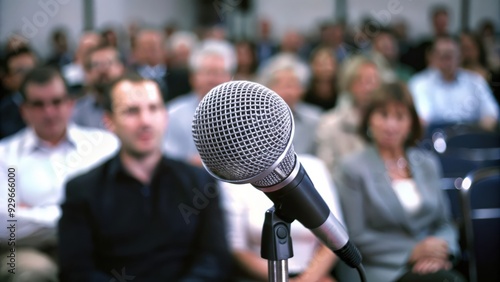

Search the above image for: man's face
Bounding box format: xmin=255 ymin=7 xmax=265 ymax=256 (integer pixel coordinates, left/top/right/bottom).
xmin=105 ymin=80 xmax=166 ymax=158
xmin=191 ymin=54 xmax=232 ymax=98
xmin=134 ymin=32 xmax=165 ymax=66
xmin=21 ymin=76 xmax=73 ymax=142
xmin=86 ymin=48 xmax=124 ymax=93
xmin=432 ymin=40 xmax=460 ymax=77
xmin=4 ymin=54 xmax=36 ymax=92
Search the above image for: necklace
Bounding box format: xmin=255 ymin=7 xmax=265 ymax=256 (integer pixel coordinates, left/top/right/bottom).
xmin=384 ymin=157 xmax=409 ymax=178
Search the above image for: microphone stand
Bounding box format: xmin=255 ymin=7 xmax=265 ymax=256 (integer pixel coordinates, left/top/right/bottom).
xmin=261 ymin=206 xmax=294 ymax=282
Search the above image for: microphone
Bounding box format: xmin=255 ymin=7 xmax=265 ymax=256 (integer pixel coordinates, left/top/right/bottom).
xmin=191 ymin=80 xmax=362 ymax=268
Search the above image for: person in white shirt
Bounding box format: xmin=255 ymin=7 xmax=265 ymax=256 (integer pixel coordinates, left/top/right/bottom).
xmin=222 ymin=154 xmax=343 ymax=281
xmin=408 ymin=36 xmax=499 ymax=131
xmin=0 ymin=66 xmax=119 ymax=282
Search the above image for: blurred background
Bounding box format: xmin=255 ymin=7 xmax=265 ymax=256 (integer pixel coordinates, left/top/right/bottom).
xmin=1 ymin=0 xmax=499 ymax=59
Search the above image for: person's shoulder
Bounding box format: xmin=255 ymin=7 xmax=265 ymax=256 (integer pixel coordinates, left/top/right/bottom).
xmin=65 ymin=156 xmax=114 ymax=197
xmin=69 ymin=124 xmax=120 ymax=147
xmin=164 ymin=157 xmax=212 ymax=180
xmin=0 ymin=128 xmax=29 ymax=151
xmin=167 ymin=92 xmax=198 ymax=111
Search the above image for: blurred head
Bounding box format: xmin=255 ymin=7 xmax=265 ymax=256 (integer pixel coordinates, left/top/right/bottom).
xmin=430 ymin=6 xmax=449 ymax=36
xmin=339 ymin=56 xmax=380 ymax=109
xmin=361 ymin=82 xmax=422 ymax=149
xmin=235 ymin=41 xmax=258 ymax=74
xmin=51 ymin=28 xmax=68 ymax=53
xmin=310 ymin=47 xmax=337 ymax=80
xmin=431 ymin=36 xmax=460 ymax=78
xmin=189 ymin=40 xmax=236 ymax=98
xmin=134 ymin=30 xmax=165 ymax=66
xmin=320 ymin=22 xmax=344 ymax=47
xmin=75 ymin=32 xmax=102 ymax=64
xmin=84 ymin=45 xmax=125 ymax=94
xmin=5 ymin=34 xmax=30 ymax=52
xmin=281 ymin=30 xmax=304 ymax=54
xmin=373 ymin=29 xmax=398 ymax=62
xmin=167 ymin=31 xmax=198 ymax=68
xmin=20 ymin=67 xmax=73 ymax=144
xmin=2 ymin=47 xmax=37 ymax=92
xmin=104 ymin=74 xmax=166 ymax=158
xmin=101 ymin=28 xmax=119 ymax=47
xmin=459 ymin=32 xmax=487 ymax=67
xmin=260 ymin=54 xmax=310 ymax=109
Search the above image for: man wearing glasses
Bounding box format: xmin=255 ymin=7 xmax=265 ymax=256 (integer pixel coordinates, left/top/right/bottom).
xmin=72 ymin=44 xmax=125 ymax=129
xmin=0 ymin=66 xmax=119 ymax=281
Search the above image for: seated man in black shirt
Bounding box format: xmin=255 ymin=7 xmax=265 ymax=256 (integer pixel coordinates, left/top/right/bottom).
xmin=58 ymin=73 xmax=230 ymax=281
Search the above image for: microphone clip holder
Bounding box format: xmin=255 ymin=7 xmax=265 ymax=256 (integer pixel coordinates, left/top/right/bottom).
xmin=261 ymin=206 xmax=294 ymax=282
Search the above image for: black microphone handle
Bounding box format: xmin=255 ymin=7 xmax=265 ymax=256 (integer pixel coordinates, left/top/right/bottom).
xmin=262 ymin=164 xmax=362 ymax=268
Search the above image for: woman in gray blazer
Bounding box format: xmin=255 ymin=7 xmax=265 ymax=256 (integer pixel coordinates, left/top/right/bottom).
xmin=335 ymin=83 xmax=465 ymax=282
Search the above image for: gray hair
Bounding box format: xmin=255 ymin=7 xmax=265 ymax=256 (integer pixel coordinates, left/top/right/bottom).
xmin=166 ymin=31 xmax=199 ymax=52
xmin=189 ymin=39 xmax=237 ymax=73
xmin=258 ymin=53 xmax=311 ymax=88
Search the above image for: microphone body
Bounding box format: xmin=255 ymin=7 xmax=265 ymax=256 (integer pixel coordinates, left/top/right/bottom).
xmin=192 ymin=80 xmax=361 ymax=268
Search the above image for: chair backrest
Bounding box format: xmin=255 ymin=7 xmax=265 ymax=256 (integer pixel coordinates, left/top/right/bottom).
xmin=460 ymin=166 xmax=500 ymax=282
xmin=429 ymin=127 xmax=500 ymax=177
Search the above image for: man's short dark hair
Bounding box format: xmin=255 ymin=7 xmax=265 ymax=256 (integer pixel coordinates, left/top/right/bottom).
xmin=2 ymin=47 xmax=36 ymax=74
xmin=103 ymin=72 xmax=160 ymax=113
xmin=19 ymin=66 xmax=66 ymax=101
xmin=83 ymin=43 xmax=122 ymax=71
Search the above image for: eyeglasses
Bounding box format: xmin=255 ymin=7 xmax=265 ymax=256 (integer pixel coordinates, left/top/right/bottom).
xmin=24 ymin=96 xmax=69 ymax=109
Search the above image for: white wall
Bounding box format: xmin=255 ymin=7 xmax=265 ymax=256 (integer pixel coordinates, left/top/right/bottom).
xmin=346 ymin=0 xmax=463 ymax=39
xmin=0 ymin=0 xmax=196 ymax=58
xmin=0 ymin=0 xmax=84 ymax=58
xmin=254 ymin=0 xmax=335 ymax=40
xmin=1 ymin=0 xmax=498 ymax=59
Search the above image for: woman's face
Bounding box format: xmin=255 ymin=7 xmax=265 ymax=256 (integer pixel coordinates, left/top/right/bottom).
xmin=311 ymin=51 xmax=336 ymax=79
xmin=350 ymin=64 xmax=380 ymax=109
xmin=269 ymin=69 xmax=304 ymax=109
xmin=369 ymin=101 xmax=412 ymax=150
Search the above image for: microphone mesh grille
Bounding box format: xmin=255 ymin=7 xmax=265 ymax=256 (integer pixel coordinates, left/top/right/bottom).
xmin=192 ymin=81 xmax=293 ymax=183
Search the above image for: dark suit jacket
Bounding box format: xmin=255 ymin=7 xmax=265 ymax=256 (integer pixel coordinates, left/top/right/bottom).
xmin=58 ymin=154 xmax=230 ymax=282
xmin=334 ymin=146 xmax=459 ymax=282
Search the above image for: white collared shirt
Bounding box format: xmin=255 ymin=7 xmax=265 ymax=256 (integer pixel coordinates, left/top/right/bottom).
xmin=0 ymin=124 xmax=119 ymax=239
xmin=409 ymin=68 xmax=499 ymax=124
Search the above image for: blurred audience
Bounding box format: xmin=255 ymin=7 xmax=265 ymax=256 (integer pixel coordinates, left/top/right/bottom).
xmin=259 ymin=53 xmax=320 ymax=155
xmin=59 ymin=73 xmax=229 ymax=281
xmin=165 ymin=30 xmax=197 ymax=96
xmin=459 ymin=32 xmax=490 ymax=80
xmin=409 ymin=36 xmax=499 ymax=131
xmin=46 ymin=28 xmax=72 ymax=71
xmin=0 ymin=66 xmax=118 ymax=282
xmin=335 ymin=82 xmax=465 ymax=282
xmin=233 ymin=40 xmax=259 ymax=81
xmin=316 ymin=55 xmax=381 ymax=176
xmin=402 ymin=5 xmax=451 ymax=72
xmin=61 ymin=32 xmax=102 ymax=96
xmin=255 ymin=18 xmax=278 ymax=63
xmin=163 ymin=40 xmax=235 ymax=166
xmin=0 ymin=47 xmax=37 ymax=140
xmin=477 ymin=19 xmax=500 ymax=72
xmin=133 ymin=29 xmax=190 ymax=102
xmin=304 ymin=47 xmax=339 ymax=111
xmin=222 ymin=154 xmax=342 ymax=282
xmin=71 ymin=44 xmax=125 ymax=129
xmin=370 ymin=28 xmax=414 ymax=83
